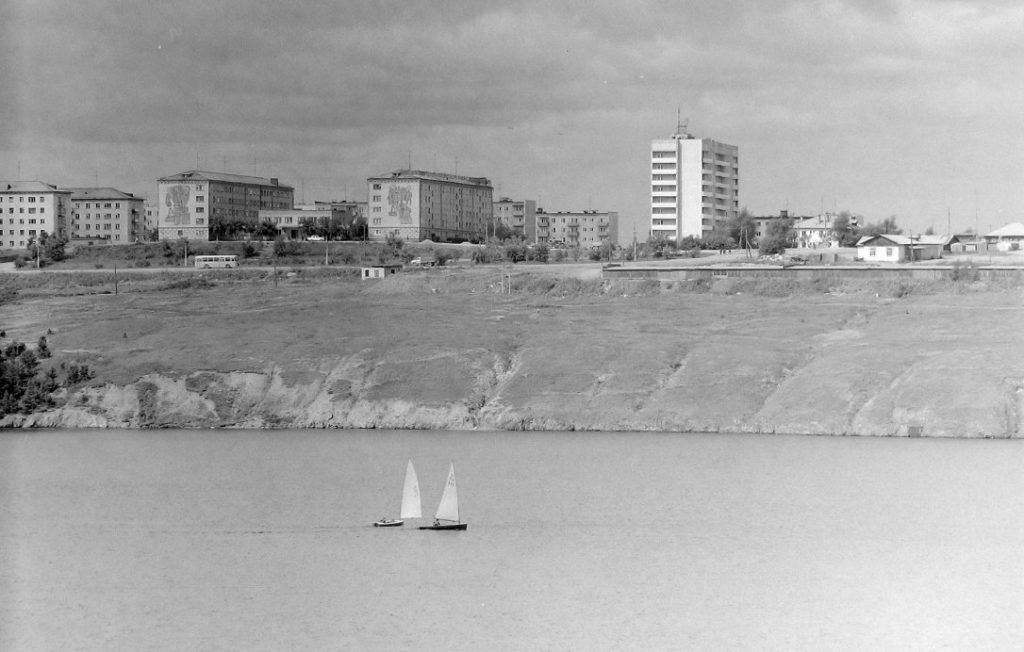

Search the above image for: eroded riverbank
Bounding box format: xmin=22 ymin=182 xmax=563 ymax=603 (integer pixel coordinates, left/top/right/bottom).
xmin=2 ymin=268 xmax=1022 ymax=436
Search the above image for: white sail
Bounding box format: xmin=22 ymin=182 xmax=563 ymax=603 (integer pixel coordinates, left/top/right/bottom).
xmin=400 ymin=460 xmax=422 ymax=519
xmin=434 ymin=462 xmax=460 ymax=523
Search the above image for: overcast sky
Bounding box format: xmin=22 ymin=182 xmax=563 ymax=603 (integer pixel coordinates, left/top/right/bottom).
xmin=3 ymin=0 xmax=1022 ymax=236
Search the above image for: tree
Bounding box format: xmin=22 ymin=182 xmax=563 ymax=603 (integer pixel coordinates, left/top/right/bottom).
xmin=759 ymin=218 xmax=793 ymax=255
xmin=861 ymin=216 xmax=902 ymax=237
xmin=254 ymin=220 xmax=279 ymax=240
xmin=831 ymin=213 xmax=861 ymax=247
xmin=729 ymin=209 xmax=757 ymax=256
xmin=45 ymin=236 xmax=67 ymax=262
xmin=677 ymin=235 xmax=702 ymax=257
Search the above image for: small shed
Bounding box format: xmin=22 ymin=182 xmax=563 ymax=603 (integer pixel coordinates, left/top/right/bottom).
xmin=361 ymin=264 xmax=402 ymax=279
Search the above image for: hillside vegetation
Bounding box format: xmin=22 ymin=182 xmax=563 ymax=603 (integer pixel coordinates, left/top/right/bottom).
xmin=1 ymin=266 xmax=1022 ymax=437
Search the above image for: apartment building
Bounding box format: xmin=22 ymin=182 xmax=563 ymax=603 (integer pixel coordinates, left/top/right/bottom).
xmin=157 ymin=170 xmax=294 ymax=241
xmin=0 ymin=181 xmax=71 ymax=250
xmin=650 ymin=126 xmax=738 ymax=240
xmin=366 ymin=169 xmax=493 ymax=242
xmin=535 ymin=209 xmax=618 ymax=250
xmin=493 ymin=197 xmax=537 ymax=240
xmin=66 ymin=187 xmax=145 ymax=244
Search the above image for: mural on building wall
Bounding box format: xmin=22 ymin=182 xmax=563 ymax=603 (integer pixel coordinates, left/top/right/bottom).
xmin=387 ymin=184 xmax=413 ymax=224
xmin=165 ymin=185 xmax=192 ymax=225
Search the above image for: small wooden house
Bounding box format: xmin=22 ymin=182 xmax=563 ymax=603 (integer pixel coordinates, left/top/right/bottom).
xmin=855 ymin=234 xmax=944 ymax=262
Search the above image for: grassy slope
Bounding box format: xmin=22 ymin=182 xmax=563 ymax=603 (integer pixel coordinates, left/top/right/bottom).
xmin=2 ymin=266 xmax=1022 ymax=435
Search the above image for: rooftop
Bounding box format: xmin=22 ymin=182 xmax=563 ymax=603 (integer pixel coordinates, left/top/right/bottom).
xmin=368 ymin=169 xmax=492 ymax=187
xmin=157 ymin=169 xmax=293 ymax=189
xmin=986 ymin=222 xmax=1024 ymax=238
xmin=1 ymin=181 xmax=66 ymax=193
xmin=64 ymin=187 xmax=139 ymax=200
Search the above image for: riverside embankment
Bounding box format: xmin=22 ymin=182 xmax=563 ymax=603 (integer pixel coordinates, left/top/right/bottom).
xmin=2 ymin=263 xmax=1022 ymax=436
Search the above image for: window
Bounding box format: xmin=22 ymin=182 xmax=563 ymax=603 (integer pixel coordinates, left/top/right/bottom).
xmin=869 ymin=247 xmax=876 ymax=256
xmin=28 ymin=207 xmax=35 ymax=214
xmin=886 ymin=247 xmax=893 ymax=256
xmin=195 ymin=207 xmax=204 ymax=213
xmin=373 ymin=183 xmax=381 ymax=190
xmin=196 ymin=196 xmax=205 ymax=202
xmin=28 ymin=197 xmax=36 ymax=203
xmin=652 ymin=151 xmax=674 ymax=158
xmin=652 ymin=163 xmax=676 ymax=170
xmin=39 ymin=207 xmax=44 ymax=213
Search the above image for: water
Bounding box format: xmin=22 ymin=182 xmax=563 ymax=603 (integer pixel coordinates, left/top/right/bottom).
xmin=2 ymin=430 xmax=1021 ymax=651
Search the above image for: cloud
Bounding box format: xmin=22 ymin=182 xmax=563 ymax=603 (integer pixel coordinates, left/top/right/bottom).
xmin=3 ymin=0 xmax=1022 ymax=235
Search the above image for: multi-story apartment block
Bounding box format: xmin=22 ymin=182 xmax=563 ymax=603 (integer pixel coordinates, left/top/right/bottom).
xmin=493 ymin=197 xmax=537 ymax=240
xmin=650 ymin=126 xmax=738 ymax=241
xmin=66 ymin=187 xmax=145 ymax=244
xmin=0 ymin=181 xmax=71 ymax=250
xmin=144 ymin=201 xmax=159 ymax=234
xmin=366 ymin=169 xmax=493 ymax=242
xmin=157 ymin=170 xmax=294 ymax=241
xmin=535 ymin=209 xmax=618 ymax=250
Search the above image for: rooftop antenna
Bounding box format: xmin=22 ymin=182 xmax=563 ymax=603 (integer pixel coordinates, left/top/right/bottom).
xmin=675 ymin=108 xmax=689 ymax=138
xmin=407 ymin=150 xmax=412 ymax=170
xmin=454 ymin=156 xmax=458 ymax=175
xmin=196 ymin=152 xmax=200 ymax=170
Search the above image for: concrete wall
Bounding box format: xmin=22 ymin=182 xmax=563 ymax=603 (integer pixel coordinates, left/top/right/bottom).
xmin=603 ymin=264 xmax=1024 ymax=283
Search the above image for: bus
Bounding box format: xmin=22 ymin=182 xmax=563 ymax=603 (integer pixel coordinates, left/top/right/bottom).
xmin=194 ymin=254 xmax=238 ymax=269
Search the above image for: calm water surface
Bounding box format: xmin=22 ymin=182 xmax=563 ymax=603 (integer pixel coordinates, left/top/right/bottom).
xmin=2 ymin=430 xmax=1021 ymax=651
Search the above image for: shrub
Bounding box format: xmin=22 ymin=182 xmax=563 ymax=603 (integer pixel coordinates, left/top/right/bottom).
xmin=273 ymin=238 xmax=301 ymax=257
xmin=950 ymin=260 xmax=979 ymax=282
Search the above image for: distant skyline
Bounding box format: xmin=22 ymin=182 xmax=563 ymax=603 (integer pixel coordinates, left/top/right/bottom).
xmin=3 ymin=0 xmax=1022 ymax=238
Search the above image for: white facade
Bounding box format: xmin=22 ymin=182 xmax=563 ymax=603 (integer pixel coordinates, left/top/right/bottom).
xmin=650 ymin=129 xmax=738 ymax=241
xmin=0 ymin=181 xmax=71 ymax=250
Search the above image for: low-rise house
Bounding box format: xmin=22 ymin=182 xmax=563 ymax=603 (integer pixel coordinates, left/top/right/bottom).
xmin=791 ymin=213 xmax=854 ymax=249
xmin=856 ymin=234 xmax=945 ymax=262
xmin=984 ymin=222 xmax=1024 ymax=251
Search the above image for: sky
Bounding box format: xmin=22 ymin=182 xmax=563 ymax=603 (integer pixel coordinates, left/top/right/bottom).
xmin=2 ymin=0 xmax=1022 ymax=239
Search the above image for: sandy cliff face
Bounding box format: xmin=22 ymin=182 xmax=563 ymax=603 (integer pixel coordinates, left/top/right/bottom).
xmin=3 ymin=274 xmax=1021 ymax=436
xmin=11 ymin=340 xmax=1021 ymax=437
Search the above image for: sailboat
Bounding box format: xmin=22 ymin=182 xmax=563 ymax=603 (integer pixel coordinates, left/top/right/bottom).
xmin=374 ymin=460 xmax=421 ymax=527
xmin=419 ymin=462 xmax=468 ymax=531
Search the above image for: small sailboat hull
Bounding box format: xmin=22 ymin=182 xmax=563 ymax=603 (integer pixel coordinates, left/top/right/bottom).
xmin=373 ymin=519 xmax=404 ymax=527
xmin=419 ymin=523 xmax=467 ymax=531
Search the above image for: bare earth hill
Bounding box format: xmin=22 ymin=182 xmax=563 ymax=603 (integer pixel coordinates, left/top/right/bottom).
xmin=2 ymin=266 xmax=1022 ymax=437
